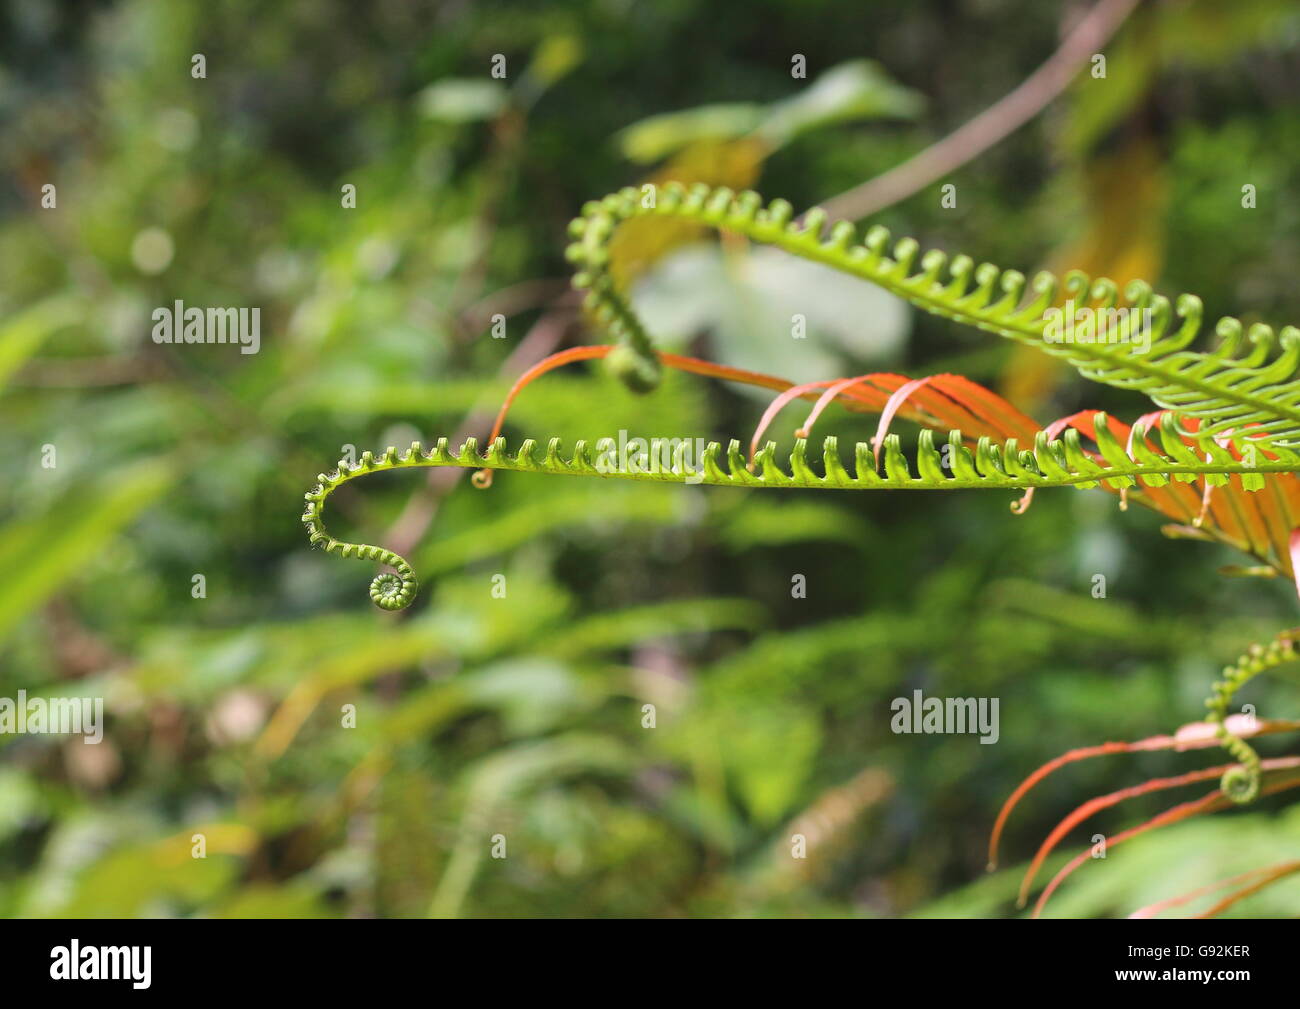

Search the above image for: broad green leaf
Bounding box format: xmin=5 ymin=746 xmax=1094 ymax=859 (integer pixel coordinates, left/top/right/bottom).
xmin=0 ymin=459 xmax=174 ymax=644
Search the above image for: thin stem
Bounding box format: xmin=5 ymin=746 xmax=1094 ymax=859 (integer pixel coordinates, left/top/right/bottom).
xmin=817 ymin=0 xmax=1143 ymax=223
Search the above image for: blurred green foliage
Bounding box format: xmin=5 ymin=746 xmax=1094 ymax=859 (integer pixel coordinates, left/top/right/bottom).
xmin=3 ymin=0 xmax=1300 ymax=918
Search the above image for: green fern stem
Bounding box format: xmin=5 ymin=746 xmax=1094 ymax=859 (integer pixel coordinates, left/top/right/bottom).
xmin=303 ymin=423 xmax=1300 ymax=609
xmin=1204 ymin=629 xmax=1300 ymax=803
xmin=569 ymin=183 xmax=1300 ymax=450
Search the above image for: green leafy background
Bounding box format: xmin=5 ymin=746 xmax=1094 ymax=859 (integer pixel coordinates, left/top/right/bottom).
xmin=3 ymin=0 xmax=1300 ymax=918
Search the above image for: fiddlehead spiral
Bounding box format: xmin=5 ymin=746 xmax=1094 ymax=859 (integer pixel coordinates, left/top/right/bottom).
xmin=568 ymin=182 xmax=1300 ymax=453
xmin=302 ymin=447 xmax=421 ymax=610
xmin=1204 ymin=629 xmax=1300 ymax=803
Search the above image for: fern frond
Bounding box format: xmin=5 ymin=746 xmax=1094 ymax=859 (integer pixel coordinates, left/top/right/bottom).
xmin=986 ymin=714 xmax=1300 ymax=871
xmin=1203 ymin=628 xmax=1300 ymax=804
xmin=312 ymin=422 xmax=1299 ymax=494
xmin=307 ymin=186 xmax=1300 ymax=608
xmin=568 ymin=182 xmax=1300 ymax=450
xmin=989 ymin=627 xmax=1300 ymax=916
xmin=302 ymin=419 xmax=1300 ymax=608
xmin=473 ymin=343 xmax=1300 ymax=579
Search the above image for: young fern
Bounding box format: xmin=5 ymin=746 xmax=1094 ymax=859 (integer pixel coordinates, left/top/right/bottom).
xmin=989 ymin=629 xmax=1300 ymax=915
xmin=303 ymin=184 xmax=1300 ymax=611
xmin=570 ymin=182 xmax=1300 ymax=452
xmin=300 ymin=418 xmax=1299 ymax=609
xmin=1204 ymin=628 xmax=1300 ymax=803
xmin=294 ymin=169 xmax=1300 ymax=926
xmin=303 ymin=184 xmax=1300 ymax=901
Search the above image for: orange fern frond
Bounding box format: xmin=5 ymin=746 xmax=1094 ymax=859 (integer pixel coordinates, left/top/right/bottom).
xmin=1031 ymin=764 xmax=1300 ymax=918
xmin=988 ymin=714 xmax=1300 ymax=870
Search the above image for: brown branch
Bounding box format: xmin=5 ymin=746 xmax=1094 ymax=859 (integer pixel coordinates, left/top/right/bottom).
xmin=381 ymin=294 xmax=579 ymax=559
xmin=817 ymin=0 xmax=1143 ymax=223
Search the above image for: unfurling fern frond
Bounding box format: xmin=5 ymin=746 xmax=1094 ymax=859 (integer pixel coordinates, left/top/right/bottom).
xmin=302 ymin=419 xmax=1300 ymax=609
xmin=569 ymin=182 xmax=1300 ymax=452
xmin=304 ymin=184 xmax=1300 ymax=611
xmin=1204 ymin=628 xmax=1300 ymax=803
xmin=301 ymin=175 xmax=1300 ymax=917
xmin=987 ymin=626 xmax=1300 ymax=917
